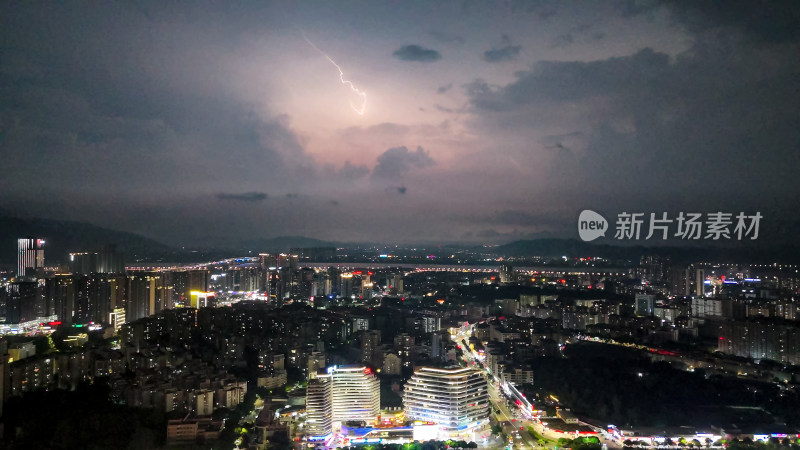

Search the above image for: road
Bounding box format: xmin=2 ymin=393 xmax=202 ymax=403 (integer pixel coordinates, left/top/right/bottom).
xmin=489 ymin=383 xmax=543 ymax=449
xmin=454 ymin=327 xmax=544 ymax=449
xmin=453 ymin=325 xmax=619 ymax=450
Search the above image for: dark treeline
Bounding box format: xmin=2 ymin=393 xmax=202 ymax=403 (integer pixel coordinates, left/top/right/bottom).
xmin=530 ymin=342 xmax=800 ymax=427
xmin=0 ymin=380 xmax=166 ymax=449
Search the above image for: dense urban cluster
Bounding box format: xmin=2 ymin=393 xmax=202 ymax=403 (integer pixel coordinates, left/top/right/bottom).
xmin=1 ymin=238 xmax=799 ymax=449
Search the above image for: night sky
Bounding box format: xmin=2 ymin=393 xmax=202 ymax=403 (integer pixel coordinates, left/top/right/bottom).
xmin=1 ymin=1 xmax=799 ymax=247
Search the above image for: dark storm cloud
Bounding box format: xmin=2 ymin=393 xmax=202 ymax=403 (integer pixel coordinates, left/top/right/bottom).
xmin=392 ymin=45 xmax=442 ymax=62
xmin=483 ymin=46 xmax=522 ymax=62
xmin=0 ymin=78 xmax=305 ymax=192
xmin=483 ymin=36 xmax=521 ymax=62
xmin=0 ymin=1 xmax=312 ymax=197
xmin=3 ymin=0 xmax=799 ymax=246
xmin=538 ymin=10 xmax=557 ymax=21
xmin=466 ymin=37 xmax=800 ymax=215
xmin=551 ymin=33 xmax=574 ymax=48
xmin=339 ymin=161 xmax=370 ymax=179
xmin=617 ymin=0 xmax=661 ymax=18
xmin=217 ymin=192 xmax=269 ymax=202
xmin=469 ymin=48 xmax=671 ymax=110
xmin=372 ymin=146 xmax=435 ymax=179
xmin=550 ymin=22 xmax=599 ymax=48
xmin=660 ymin=0 xmax=800 ymax=44
xmin=437 ymin=83 xmax=453 ymax=94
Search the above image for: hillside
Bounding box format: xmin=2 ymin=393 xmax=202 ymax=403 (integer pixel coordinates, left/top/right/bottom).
xmin=0 ymin=216 xmax=172 ymax=266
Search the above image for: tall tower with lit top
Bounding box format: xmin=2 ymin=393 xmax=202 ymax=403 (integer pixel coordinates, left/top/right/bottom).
xmin=17 ymin=238 xmax=45 ymax=278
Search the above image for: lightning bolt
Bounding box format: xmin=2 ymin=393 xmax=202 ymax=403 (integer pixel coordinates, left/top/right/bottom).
xmin=301 ymin=31 xmax=367 ymax=116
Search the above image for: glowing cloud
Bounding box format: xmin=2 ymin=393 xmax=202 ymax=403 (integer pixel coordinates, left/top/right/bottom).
xmin=302 ymin=32 xmax=367 ymax=115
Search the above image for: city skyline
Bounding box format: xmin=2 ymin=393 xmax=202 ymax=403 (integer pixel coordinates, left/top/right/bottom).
xmin=1 ymin=1 xmax=799 ymax=247
xmin=3 ymin=3 xmax=800 ymax=443
xmin=3 ymin=250 xmax=799 ymax=448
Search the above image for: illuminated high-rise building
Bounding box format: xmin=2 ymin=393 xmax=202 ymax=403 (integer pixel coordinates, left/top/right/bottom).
xmin=69 ymin=245 xmax=124 ymax=274
xmin=339 ymin=273 xmax=354 ymax=298
xmin=189 ymin=291 xmax=215 ymax=308
xmin=695 ymin=268 xmax=706 ymax=297
xmin=3 ymin=281 xmax=38 ymax=324
xmin=171 ymin=269 xmax=209 ymax=306
xmin=306 ymin=377 xmax=333 ymax=439
xmin=127 ymin=272 xmax=166 ymax=321
xmin=308 ymin=365 xmax=380 ymax=430
xmin=718 ymin=319 xmax=800 ymax=365
xmin=391 ymin=274 xmax=404 ymax=294
xmin=69 ymin=252 xmax=99 ymax=274
xmin=361 ymin=273 xmax=373 ymax=299
xmin=276 ymin=253 xmax=298 ymax=270
xmin=394 ymin=333 xmax=415 ymax=367
xmin=328 ymin=365 xmax=379 ymax=423
xmin=635 ymin=294 xmax=655 ymax=317
xmin=499 ymin=263 xmax=516 ymax=283
xmin=403 ymin=367 xmax=489 ymax=432
xmin=48 ymin=274 xmax=76 ymax=324
xmin=98 ymin=245 xmax=124 ymax=273
xmin=360 ymin=330 xmax=381 ymax=366
xmin=17 ymin=238 xmax=45 ymax=278
xmin=307 ymin=352 xmax=327 ymax=380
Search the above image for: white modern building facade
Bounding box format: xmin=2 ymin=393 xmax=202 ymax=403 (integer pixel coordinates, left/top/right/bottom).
xmin=403 ymin=367 xmax=490 ymax=433
xmin=327 ymin=365 xmax=380 ymax=424
xmin=17 ymin=238 xmax=44 ymax=278
xmin=306 ymin=377 xmax=333 ymax=439
xmin=306 ymin=365 xmax=380 ymax=440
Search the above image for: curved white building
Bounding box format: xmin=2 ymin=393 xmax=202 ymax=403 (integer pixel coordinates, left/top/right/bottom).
xmin=306 ymin=365 xmax=380 ymax=439
xmin=328 ymin=365 xmax=380 ymax=423
xmin=403 ymin=367 xmax=489 ymax=431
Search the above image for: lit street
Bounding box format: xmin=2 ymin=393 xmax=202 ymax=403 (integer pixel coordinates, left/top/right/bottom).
xmin=454 ymin=325 xmax=615 ymax=450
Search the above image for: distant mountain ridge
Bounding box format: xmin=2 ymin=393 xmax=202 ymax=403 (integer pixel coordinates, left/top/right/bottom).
xmin=0 ymin=216 xmax=171 ymax=266
xmin=494 ymin=238 xmax=800 ymax=264
xmin=2 ymin=214 xmax=797 ymax=267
